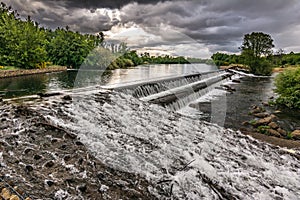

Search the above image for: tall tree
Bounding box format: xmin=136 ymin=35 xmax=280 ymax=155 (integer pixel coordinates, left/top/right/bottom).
xmin=240 ymin=32 xmax=274 ymax=75
xmin=241 ymin=32 xmax=274 ymax=58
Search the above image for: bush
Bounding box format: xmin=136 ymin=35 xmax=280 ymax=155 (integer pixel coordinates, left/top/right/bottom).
xmin=247 ymin=58 xmax=273 ymax=76
xmin=275 ymin=68 xmax=300 ymax=109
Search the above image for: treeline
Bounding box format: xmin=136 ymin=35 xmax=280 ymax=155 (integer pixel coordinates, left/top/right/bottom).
xmin=0 ymin=3 xmax=103 ymax=69
xmin=211 ymin=51 xmax=300 ymax=68
xmin=0 ymin=3 xmax=208 ymax=70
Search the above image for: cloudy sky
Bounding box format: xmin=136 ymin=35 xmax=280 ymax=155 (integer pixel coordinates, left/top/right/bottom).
xmin=3 ymin=0 xmax=300 ymax=58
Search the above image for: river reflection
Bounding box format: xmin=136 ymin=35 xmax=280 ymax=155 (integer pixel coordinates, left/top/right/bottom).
xmin=0 ymin=64 xmax=216 ymax=98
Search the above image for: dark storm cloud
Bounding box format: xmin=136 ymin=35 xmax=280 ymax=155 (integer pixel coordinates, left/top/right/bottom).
xmin=119 ymin=0 xmax=300 ymax=52
xmin=2 ymin=0 xmax=300 ymax=55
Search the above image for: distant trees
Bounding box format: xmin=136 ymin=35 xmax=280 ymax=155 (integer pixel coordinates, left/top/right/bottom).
xmin=212 ymin=32 xmax=275 ymax=75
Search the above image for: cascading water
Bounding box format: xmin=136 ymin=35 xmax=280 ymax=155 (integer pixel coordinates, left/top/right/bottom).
xmin=105 ymin=70 xmax=233 ymax=111
xmin=34 ymin=89 xmax=300 ymax=199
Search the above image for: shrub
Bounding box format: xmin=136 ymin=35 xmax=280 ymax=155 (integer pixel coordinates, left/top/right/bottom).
xmin=257 ymin=125 xmax=270 ymax=134
xmin=275 ymin=68 xmax=300 ymax=109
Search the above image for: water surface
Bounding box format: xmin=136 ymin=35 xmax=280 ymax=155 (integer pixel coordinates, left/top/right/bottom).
xmin=0 ymin=64 xmax=216 ymax=98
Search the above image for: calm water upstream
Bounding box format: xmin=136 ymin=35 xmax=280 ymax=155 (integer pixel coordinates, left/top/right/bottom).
xmin=0 ymin=63 xmax=216 ymax=98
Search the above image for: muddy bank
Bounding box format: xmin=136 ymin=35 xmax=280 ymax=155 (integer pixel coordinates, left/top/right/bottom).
xmin=0 ymin=66 xmax=67 ymax=79
xmin=0 ymin=101 xmax=158 ymax=199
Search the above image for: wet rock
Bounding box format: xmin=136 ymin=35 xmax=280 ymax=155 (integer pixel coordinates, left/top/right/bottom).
xmin=268 ymin=129 xmax=281 ymax=137
xmin=268 ymin=122 xmax=279 ymax=129
xmin=38 ymin=92 xmax=62 ymax=98
xmin=44 ymin=160 xmax=55 ymax=168
xmin=232 ymin=79 xmax=241 ymax=83
xmin=253 ymin=112 xmax=269 ymax=118
xmin=62 ymin=95 xmax=72 ymax=101
xmin=23 ymin=148 xmax=34 ymax=154
xmin=33 ymin=155 xmax=42 ymax=160
xmin=45 ymin=180 xmax=55 ymax=187
xmin=277 ymin=128 xmax=287 ymax=136
xmin=64 ymin=155 xmax=71 ymax=162
xmin=75 ymin=141 xmax=84 ymax=146
xmin=64 ymin=132 xmax=77 ymax=139
xmin=291 ymin=130 xmax=300 ymax=140
xmin=25 ymin=165 xmax=34 ymax=172
xmin=77 ymin=184 xmax=87 ymax=193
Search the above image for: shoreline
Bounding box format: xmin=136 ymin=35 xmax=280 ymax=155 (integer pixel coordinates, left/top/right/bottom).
xmin=0 ymin=66 xmax=67 ymax=79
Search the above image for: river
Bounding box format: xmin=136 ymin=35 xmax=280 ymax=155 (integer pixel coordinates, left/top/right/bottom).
xmin=1 ymin=63 xmax=300 ymax=199
xmin=0 ymin=64 xmax=216 ymax=98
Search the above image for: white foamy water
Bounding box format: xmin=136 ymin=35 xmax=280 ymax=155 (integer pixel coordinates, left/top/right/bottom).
xmin=36 ymin=90 xmax=300 ymax=200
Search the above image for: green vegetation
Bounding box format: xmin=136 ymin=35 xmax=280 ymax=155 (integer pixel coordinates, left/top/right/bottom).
xmin=0 ymin=3 xmax=102 ymax=69
xmin=212 ymin=32 xmax=275 ymax=76
xmin=286 ymin=132 xmax=293 ymax=140
xmin=0 ymin=3 xmax=208 ymax=70
xmin=275 ymin=68 xmax=300 ymax=109
xmin=257 ymin=125 xmax=270 ymax=134
xmin=249 ymin=119 xmax=257 ymax=125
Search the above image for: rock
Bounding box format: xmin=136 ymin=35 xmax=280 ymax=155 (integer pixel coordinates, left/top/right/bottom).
xmin=9 ymin=194 xmax=20 ymax=200
xmin=232 ymin=79 xmax=241 ymax=83
xmin=45 ymin=180 xmax=55 ymax=187
xmin=270 ymin=114 xmax=277 ymax=120
xmin=75 ymin=141 xmax=84 ymax=146
xmin=251 ymin=106 xmax=265 ymax=114
xmin=1 ymin=188 xmax=11 ymax=199
xmin=268 ymin=129 xmax=281 ymax=137
xmin=62 ymin=95 xmax=72 ymax=101
xmin=38 ymin=92 xmax=62 ymax=98
xmin=262 ymin=102 xmax=269 ymax=106
xmin=291 ymin=130 xmax=300 ymax=140
xmin=268 ymin=122 xmax=279 ymax=129
xmin=277 ymin=128 xmax=287 ymax=136
xmin=44 ymin=160 xmax=55 ymax=168
xmin=33 ymin=155 xmax=42 ymax=160
xmin=274 ymin=110 xmax=281 ymax=114
xmin=78 ymin=184 xmax=87 ymax=193
xmin=253 ymin=112 xmax=269 ymax=118
xmin=256 ymin=116 xmax=273 ymax=126
xmin=242 ymin=121 xmax=249 ymax=126
xmin=25 ymin=165 xmax=34 ymax=172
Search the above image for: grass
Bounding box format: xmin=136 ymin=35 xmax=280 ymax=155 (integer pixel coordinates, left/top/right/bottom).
xmin=286 ymin=132 xmax=293 ymax=140
xmin=257 ymin=125 xmax=270 ymax=134
xmin=249 ymin=119 xmax=257 ymax=125
xmin=0 ymin=66 xmax=19 ymax=70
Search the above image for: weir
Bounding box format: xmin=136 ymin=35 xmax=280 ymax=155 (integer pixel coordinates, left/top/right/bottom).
xmin=102 ymin=70 xmax=235 ymax=110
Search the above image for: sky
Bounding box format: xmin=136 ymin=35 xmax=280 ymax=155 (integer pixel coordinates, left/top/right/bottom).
xmin=2 ymin=0 xmax=300 ymax=58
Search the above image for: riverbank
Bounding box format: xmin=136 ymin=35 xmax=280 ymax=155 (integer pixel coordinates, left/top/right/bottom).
xmin=0 ymin=66 xmax=67 ymax=79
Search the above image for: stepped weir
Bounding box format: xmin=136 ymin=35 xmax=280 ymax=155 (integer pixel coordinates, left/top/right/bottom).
xmin=102 ymin=70 xmax=234 ymax=110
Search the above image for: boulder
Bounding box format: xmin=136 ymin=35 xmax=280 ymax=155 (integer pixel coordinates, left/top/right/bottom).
xmin=253 ymin=112 xmax=269 ymax=118
xmin=268 ymin=122 xmax=279 ymax=129
xmin=291 ymin=130 xmax=300 ymax=140
xmin=256 ymin=116 xmax=273 ymax=126
xmin=268 ymin=129 xmax=281 ymax=137
xmin=277 ymin=128 xmax=287 ymax=136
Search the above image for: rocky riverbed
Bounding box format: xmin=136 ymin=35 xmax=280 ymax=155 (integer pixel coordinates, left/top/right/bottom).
xmin=0 ymin=100 xmax=158 ymax=199
xmin=1 ymin=89 xmax=300 ymax=199
xmin=0 ymin=66 xmax=67 ymax=79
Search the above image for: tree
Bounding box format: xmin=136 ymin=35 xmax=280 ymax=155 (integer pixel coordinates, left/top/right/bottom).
xmin=240 ymin=32 xmax=274 ymax=75
xmin=241 ymin=32 xmax=274 ymax=58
